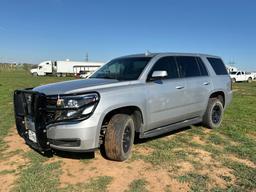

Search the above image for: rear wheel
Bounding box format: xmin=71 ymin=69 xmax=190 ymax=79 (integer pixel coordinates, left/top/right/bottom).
xmin=103 ymin=114 xmax=135 ymax=161
xmin=32 ymin=72 xmax=38 ymax=76
xmin=232 ymin=78 xmax=236 ymax=83
xmin=202 ymin=98 xmax=224 ymax=129
xmin=248 ymin=77 xmax=252 ymax=83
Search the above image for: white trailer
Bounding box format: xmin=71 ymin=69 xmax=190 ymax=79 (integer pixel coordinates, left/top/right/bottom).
xmin=30 ymin=60 xmax=104 ymax=77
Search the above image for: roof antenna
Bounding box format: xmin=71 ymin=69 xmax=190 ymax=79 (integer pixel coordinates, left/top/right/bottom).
xmin=145 ymin=50 xmax=151 ymax=56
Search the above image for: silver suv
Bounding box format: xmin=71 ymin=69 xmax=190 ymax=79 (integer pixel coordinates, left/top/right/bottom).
xmin=14 ymin=53 xmax=232 ymax=161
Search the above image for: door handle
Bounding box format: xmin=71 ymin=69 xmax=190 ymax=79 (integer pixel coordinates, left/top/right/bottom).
xmin=203 ymin=82 xmax=210 ymax=85
xmin=176 ymin=86 xmax=184 ymax=89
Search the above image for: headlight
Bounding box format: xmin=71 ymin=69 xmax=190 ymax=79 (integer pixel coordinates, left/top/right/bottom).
xmin=53 ymin=93 xmax=99 ymax=121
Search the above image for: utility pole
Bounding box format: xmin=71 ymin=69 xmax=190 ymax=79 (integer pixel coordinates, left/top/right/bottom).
xmin=85 ymin=52 xmax=89 ymax=62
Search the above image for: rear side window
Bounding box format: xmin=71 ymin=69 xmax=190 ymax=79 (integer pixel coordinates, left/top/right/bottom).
xmin=196 ymin=57 xmax=208 ymax=76
xmin=176 ymin=56 xmax=201 ymax=77
xmin=148 ymin=56 xmax=179 ymax=79
xmin=207 ymin=58 xmax=228 ymax=75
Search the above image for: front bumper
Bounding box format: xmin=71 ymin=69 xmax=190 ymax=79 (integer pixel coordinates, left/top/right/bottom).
xmin=47 ymin=117 xmax=99 ymax=152
xmin=14 ymin=90 xmax=99 ymax=153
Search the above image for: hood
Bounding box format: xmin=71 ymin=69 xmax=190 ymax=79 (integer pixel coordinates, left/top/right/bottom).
xmin=33 ymin=78 xmax=119 ymax=95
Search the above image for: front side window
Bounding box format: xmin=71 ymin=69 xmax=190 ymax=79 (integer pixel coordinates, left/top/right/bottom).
xmin=176 ymin=56 xmax=201 ymax=77
xmin=207 ymin=58 xmax=228 ymax=75
xmin=148 ymin=56 xmax=179 ymax=80
xmin=90 ymin=57 xmax=151 ymax=81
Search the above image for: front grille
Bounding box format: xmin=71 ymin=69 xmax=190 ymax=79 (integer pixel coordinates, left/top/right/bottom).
xmin=46 ymin=96 xmax=58 ymax=124
xmin=14 ymin=90 xmax=50 ymax=152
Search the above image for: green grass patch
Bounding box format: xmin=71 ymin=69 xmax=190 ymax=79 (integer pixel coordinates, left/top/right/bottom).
xmin=0 ymin=169 xmax=16 ymax=175
xmin=178 ymin=172 xmax=209 ymax=191
xmin=60 ymin=176 xmax=113 ymax=192
xmin=126 ymin=178 xmax=148 ymax=192
xmin=13 ymin=150 xmax=62 ymax=191
xmin=223 ymin=161 xmax=256 ymax=191
xmin=14 ymin=160 xmax=61 ymax=192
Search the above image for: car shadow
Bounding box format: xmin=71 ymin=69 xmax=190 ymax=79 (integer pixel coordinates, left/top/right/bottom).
xmin=39 ymin=126 xmax=192 ymax=160
xmin=52 ymin=150 xmax=95 ymax=160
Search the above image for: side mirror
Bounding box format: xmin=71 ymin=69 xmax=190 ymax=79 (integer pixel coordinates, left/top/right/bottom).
xmin=150 ymin=70 xmax=168 ymax=81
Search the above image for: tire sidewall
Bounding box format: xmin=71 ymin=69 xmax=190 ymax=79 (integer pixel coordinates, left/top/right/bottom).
xmin=209 ymin=100 xmax=224 ymax=128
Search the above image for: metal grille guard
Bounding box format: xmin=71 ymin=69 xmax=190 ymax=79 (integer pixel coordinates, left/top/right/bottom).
xmin=13 ymin=89 xmax=51 ymax=152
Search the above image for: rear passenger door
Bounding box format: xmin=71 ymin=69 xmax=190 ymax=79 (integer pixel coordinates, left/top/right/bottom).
xmin=145 ymin=56 xmax=187 ymax=130
xmin=176 ymin=56 xmax=212 ymax=118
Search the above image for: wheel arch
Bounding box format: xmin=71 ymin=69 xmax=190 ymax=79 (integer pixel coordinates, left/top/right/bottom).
xmin=209 ymin=91 xmax=225 ymax=107
xmin=101 ymin=105 xmax=144 ymax=133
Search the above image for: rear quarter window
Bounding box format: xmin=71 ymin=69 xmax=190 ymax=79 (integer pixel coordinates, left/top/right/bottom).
xmin=207 ymin=57 xmax=228 ymax=75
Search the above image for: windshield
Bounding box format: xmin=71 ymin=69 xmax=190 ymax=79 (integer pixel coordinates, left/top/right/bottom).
xmin=90 ymin=57 xmax=151 ymax=81
xmin=230 ymin=72 xmax=237 ymax=75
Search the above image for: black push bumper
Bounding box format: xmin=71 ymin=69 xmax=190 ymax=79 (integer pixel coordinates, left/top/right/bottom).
xmin=13 ymin=89 xmax=51 ymax=152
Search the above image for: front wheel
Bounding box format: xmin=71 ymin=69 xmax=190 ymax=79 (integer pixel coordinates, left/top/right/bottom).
xmin=248 ymin=77 xmax=252 ymax=83
xmin=202 ymin=98 xmax=224 ymax=129
xmin=232 ymin=78 xmax=236 ymax=83
xmin=103 ymin=114 xmax=135 ymax=161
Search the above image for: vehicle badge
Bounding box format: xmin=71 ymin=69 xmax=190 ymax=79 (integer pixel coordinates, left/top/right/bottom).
xmin=56 ymin=95 xmax=64 ymax=107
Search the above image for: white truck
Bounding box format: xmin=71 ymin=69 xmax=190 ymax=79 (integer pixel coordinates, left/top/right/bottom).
xmin=30 ymin=60 xmax=104 ymax=77
xmin=229 ymin=71 xmax=254 ymax=83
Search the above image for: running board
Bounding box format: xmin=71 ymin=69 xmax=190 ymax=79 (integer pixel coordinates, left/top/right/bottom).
xmin=141 ymin=117 xmax=202 ymax=139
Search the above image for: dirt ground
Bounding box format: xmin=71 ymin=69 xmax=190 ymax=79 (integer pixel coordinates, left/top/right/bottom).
xmin=1 ymin=127 xmax=255 ymax=192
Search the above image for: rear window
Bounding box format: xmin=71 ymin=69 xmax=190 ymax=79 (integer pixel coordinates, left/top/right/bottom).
xmin=207 ymin=58 xmax=228 ymax=75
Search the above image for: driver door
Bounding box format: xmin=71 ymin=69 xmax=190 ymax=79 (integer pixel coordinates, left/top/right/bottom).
xmin=145 ymin=56 xmax=187 ymax=131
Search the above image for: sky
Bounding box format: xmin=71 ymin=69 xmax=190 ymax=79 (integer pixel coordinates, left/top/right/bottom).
xmin=0 ymin=0 xmax=255 ymax=70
